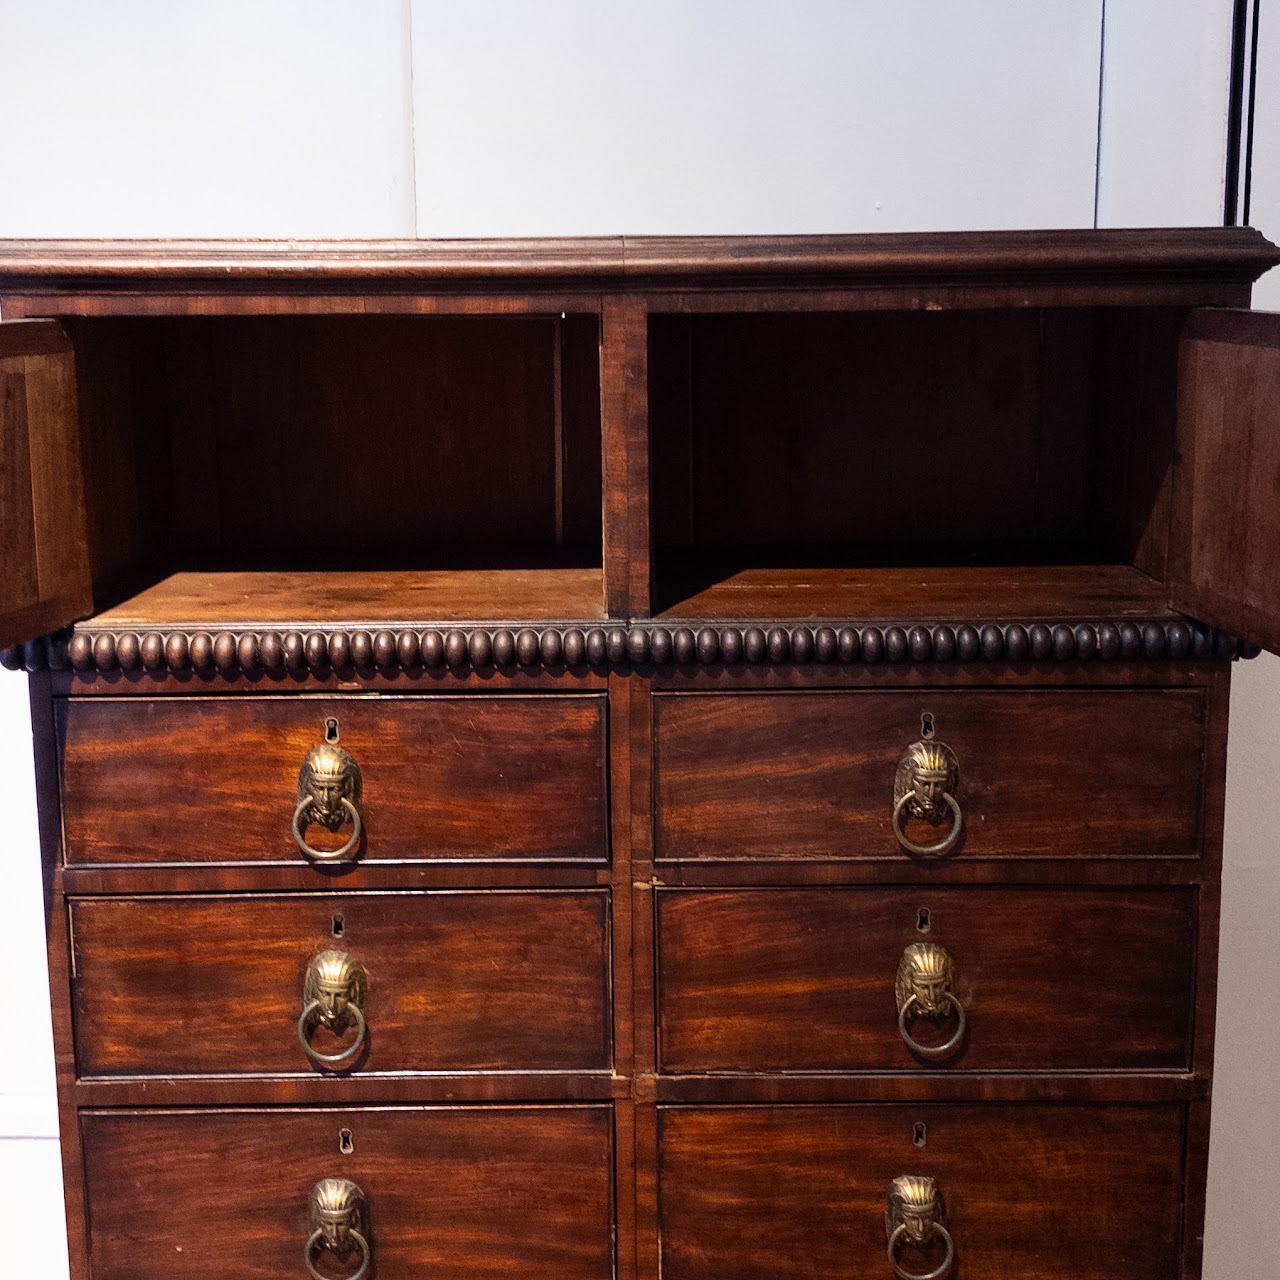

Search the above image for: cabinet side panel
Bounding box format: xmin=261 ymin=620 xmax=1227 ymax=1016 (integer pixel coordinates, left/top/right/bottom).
xmin=0 ymin=323 xmax=91 ymax=648
xmin=1171 ymin=310 xmax=1280 ymax=653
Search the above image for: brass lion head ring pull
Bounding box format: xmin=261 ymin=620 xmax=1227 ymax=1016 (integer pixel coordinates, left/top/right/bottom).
xmin=293 ymin=743 xmax=363 ymax=863
xmin=298 ymin=951 xmax=368 ymax=1070
xmin=892 ymin=739 xmax=962 ymax=857
xmin=306 ymin=1178 xmax=370 ymax=1280
xmin=886 ymin=1176 xmax=955 ymax=1280
xmin=896 ymin=943 xmax=966 ymax=1061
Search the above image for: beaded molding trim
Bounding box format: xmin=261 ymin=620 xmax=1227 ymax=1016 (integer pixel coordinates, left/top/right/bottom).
xmin=2 ymin=619 xmax=1252 ymax=677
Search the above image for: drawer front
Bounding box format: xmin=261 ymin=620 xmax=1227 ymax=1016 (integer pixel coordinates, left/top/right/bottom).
xmin=82 ymin=1105 xmax=614 ymax=1280
xmin=657 ymin=887 xmax=1194 ymax=1072
xmin=654 ymin=689 xmax=1205 ymax=860
xmin=659 ymin=1104 xmax=1184 ymax=1280
xmin=72 ymin=891 xmax=610 ymax=1076
xmin=61 ymin=693 xmax=608 ymax=865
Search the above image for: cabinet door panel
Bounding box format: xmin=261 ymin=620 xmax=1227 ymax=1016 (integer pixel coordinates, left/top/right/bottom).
xmin=1172 ymin=308 xmax=1280 ymax=652
xmin=0 ymin=320 xmax=90 ymax=649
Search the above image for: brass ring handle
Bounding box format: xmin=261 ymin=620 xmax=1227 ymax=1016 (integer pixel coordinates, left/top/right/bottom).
xmin=895 ymin=943 xmax=965 ymax=1061
xmin=299 ymin=951 xmax=368 ymax=1071
xmin=891 ymin=791 xmax=962 ymax=856
xmin=298 ymin=999 xmax=367 ymax=1068
xmin=305 ymin=1227 xmax=370 ymax=1280
xmin=892 ymin=738 xmax=962 ymax=857
xmin=292 ymin=796 xmax=362 ymax=862
xmin=897 ymin=992 xmax=966 ymax=1059
xmin=294 ymin=742 xmax=363 ymax=863
xmin=887 ymin=1222 xmax=955 ymax=1280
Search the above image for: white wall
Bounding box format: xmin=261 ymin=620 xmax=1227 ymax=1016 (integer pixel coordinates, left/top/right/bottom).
xmin=0 ymin=3 xmax=1274 ymax=1276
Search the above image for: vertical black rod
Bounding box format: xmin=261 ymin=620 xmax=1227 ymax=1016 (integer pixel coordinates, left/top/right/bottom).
xmin=1225 ymin=0 xmax=1252 ymax=224
xmin=1242 ymin=0 xmax=1261 ymax=224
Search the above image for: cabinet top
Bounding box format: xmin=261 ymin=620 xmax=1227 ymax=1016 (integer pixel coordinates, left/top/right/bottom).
xmin=0 ymin=228 xmax=1275 ymax=293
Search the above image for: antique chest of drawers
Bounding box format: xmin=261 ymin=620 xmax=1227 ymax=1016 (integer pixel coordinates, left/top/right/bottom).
xmin=2 ymin=229 xmax=1279 ymax=1279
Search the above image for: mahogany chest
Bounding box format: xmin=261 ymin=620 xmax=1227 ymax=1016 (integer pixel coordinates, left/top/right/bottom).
xmin=3 ymin=229 xmax=1279 ymax=1280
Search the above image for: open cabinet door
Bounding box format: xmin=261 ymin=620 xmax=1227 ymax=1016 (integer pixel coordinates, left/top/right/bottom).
xmin=0 ymin=320 xmax=91 ymax=650
xmin=1171 ymin=309 xmax=1280 ymax=654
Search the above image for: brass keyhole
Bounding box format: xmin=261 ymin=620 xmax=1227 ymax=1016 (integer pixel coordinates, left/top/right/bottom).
xmin=325 ymin=717 xmax=340 ymax=744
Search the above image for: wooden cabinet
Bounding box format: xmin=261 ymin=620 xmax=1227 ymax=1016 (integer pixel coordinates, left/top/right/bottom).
xmin=3 ymin=228 xmax=1279 ymax=1279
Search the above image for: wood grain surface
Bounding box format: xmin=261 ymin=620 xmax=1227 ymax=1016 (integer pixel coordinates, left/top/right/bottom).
xmin=656 ymin=887 xmax=1195 ymax=1072
xmin=658 ymin=1104 xmax=1184 ymax=1280
xmin=82 ymin=1106 xmax=614 ymax=1280
xmin=0 ymin=225 xmax=1274 ymax=285
xmin=1171 ymin=307 xmax=1280 ymax=653
xmin=654 ymin=688 xmax=1206 ymax=860
xmin=72 ymin=891 xmax=610 ymax=1076
xmin=87 ymin=568 xmax=608 ymax=626
xmin=654 ymin=562 xmax=1176 ymax=622
xmin=61 ymin=693 xmax=608 ymax=865
xmin=0 ymin=320 xmax=91 ymax=647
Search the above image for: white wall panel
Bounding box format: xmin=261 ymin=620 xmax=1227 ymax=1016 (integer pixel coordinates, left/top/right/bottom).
xmin=1203 ymin=5 xmax=1280 ymax=1277
xmin=0 ymin=2 xmax=415 ymax=237
xmin=1096 ymin=0 xmax=1236 ymax=226
xmin=412 ymin=0 xmax=1104 ymax=235
xmin=0 ymin=1140 xmax=67 ymax=1277
xmin=0 ymin=5 xmax=1277 ymax=1275
xmin=0 ymin=675 xmax=56 ymax=1131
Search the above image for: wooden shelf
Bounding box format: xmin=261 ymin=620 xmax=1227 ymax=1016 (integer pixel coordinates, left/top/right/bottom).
xmin=88 ymin=568 xmax=606 ymax=628
xmin=656 ymin=561 xmax=1175 ymax=622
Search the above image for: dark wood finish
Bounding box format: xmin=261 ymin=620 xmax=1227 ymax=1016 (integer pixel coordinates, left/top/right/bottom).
xmin=1089 ymin=309 xmax=1185 ymax=580
xmin=7 ymin=606 xmax=1234 ymax=681
xmin=28 ymin=677 xmax=91 ymax=1280
xmin=160 ymin=315 xmax=598 ymax=560
xmin=71 ymin=891 xmax=610 ymax=1076
xmin=601 ymin=297 xmax=651 ymax=615
xmin=0 ymin=320 xmax=91 ymax=648
xmin=81 ymin=1106 xmax=614 ymax=1280
xmin=60 ymin=693 xmax=608 ymax=865
xmin=86 ymin=568 xmax=606 ymax=625
xmin=61 ymin=318 xmax=173 ymax=605
xmin=1171 ymin=308 xmax=1280 ymax=653
xmin=656 ymin=562 xmax=1176 ymax=621
xmin=651 ymin=311 xmax=1097 ymax=555
xmin=654 ymin=688 xmax=1207 ymax=860
xmin=1 ymin=231 xmax=1272 ymax=1280
xmin=658 ymin=1104 xmax=1185 ymax=1280
xmin=657 ymin=887 xmax=1195 ymax=1072
xmin=653 ymin=1072 xmax=1201 ymax=1105
xmin=0 ymin=226 xmax=1274 ymax=289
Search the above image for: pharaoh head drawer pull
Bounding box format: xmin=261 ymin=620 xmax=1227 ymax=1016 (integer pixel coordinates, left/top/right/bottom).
xmin=885 ymin=1175 xmax=955 ymax=1280
xmin=896 ymin=943 xmax=966 ymax=1060
xmin=306 ymin=1178 xmax=370 ymax=1280
xmin=294 ymin=742 xmax=363 ymax=863
xmin=892 ymin=739 xmax=962 ymax=856
xmin=298 ymin=951 xmax=368 ymax=1070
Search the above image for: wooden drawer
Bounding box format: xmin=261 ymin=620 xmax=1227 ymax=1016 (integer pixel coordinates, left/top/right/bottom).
xmin=654 ymin=689 xmax=1206 ymax=860
xmin=659 ymin=1104 xmax=1184 ymax=1280
xmin=81 ymin=1105 xmax=614 ymax=1280
xmin=60 ymin=693 xmax=608 ymax=865
xmin=656 ymin=887 xmax=1195 ymax=1072
xmin=71 ymin=891 xmax=610 ymax=1076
